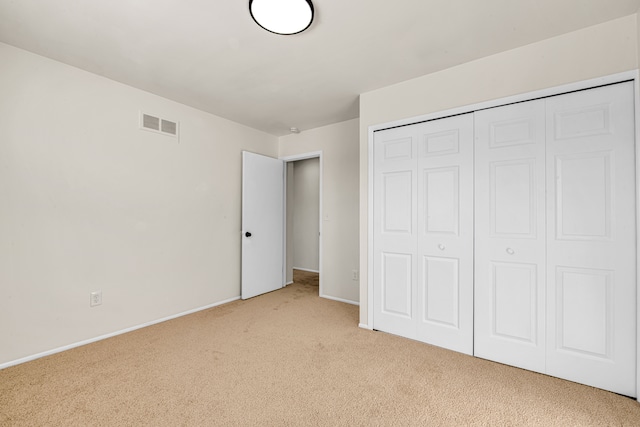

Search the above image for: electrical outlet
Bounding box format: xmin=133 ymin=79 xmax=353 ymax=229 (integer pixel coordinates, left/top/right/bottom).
xmin=90 ymin=291 xmax=102 ymax=307
xmin=352 ymin=270 xmax=359 ymax=281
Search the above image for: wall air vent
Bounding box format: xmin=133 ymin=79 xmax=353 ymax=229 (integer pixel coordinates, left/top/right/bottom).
xmin=140 ymin=112 xmax=179 ymax=139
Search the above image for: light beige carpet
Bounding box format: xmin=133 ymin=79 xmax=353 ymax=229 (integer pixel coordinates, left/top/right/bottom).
xmin=1 ymin=277 xmax=639 ymax=426
xmin=293 ymin=269 xmax=319 ymax=287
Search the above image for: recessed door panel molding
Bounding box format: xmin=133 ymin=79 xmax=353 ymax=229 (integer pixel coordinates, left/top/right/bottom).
xmin=381 ymin=252 xmax=413 ymax=318
xmin=424 ymin=166 xmax=459 ymax=236
xmin=377 ymin=137 xmax=413 ymax=164
xmin=382 ymin=171 xmax=413 ymax=234
xmin=422 ymin=256 xmax=459 ymax=328
xmin=555 ymin=151 xmax=612 ymax=241
xmin=553 ymin=103 xmax=612 ymax=141
xmin=490 ymin=159 xmax=537 ymax=238
xmin=490 ymin=117 xmax=537 ymax=148
xmin=419 ymin=129 xmax=460 ymax=157
xmin=491 ymin=262 xmax=538 ymax=344
xmin=554 ymin=267 xmax=612 ymax=359
xmin=475 ymin=99 xmax=547 ymax=374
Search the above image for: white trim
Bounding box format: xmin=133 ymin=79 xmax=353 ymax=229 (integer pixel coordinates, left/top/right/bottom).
xmin=367 ymin=124 xmax=375 ymax=329
xmin=285 ymin=280 xmax=294 ymax=286
xmin=359 ymin=323 xmax=373 ymax=330
xmin=0 ymin=296 xmax=241 ymax=371
xmin=321 ymin=294 xmax=359 ymax=306
xmin=281 ymin=151 xmax=323 ymax=162
xmin=292 ymin=267 xmax=320 ymax=273
xmin=367 ymin=70 xmax=640 ymax=399
xmin=282 ymin=158 xmax=287 ymax=290
xmin=281 ymin=151 xmax=324 ymax=298
xmin=633 ymin=70 xmax=640 ymax=403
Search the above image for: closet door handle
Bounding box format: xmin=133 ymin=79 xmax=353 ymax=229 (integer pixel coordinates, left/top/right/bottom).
xmin=438 ymin=244 xmax=446 ymax=251
xmin=506 ymin=247 xmax=515 ymax=255
xmin=245 ymin=232 xmax=252 ymax=238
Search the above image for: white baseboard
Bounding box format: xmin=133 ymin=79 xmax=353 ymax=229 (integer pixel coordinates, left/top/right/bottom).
xmin=359 ymin=323 xmax=373 ymax=330
xmin=320 ymin=294 xmax=359 ymax=306
xmin=285 ymin=281 xmax=294 ymax=286
xmin=292 ymin=267 xmax=320 ymax=273
xmin=0 ymin=295 xmax=241 ymax=370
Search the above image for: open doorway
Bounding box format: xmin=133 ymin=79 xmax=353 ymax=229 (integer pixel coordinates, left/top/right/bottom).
xmin=283 ymin=153 xmax=322 ymax=295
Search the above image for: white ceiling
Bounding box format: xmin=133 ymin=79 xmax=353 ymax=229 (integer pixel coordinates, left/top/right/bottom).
xmin=1 ymin=0 xmax=639 ymax=136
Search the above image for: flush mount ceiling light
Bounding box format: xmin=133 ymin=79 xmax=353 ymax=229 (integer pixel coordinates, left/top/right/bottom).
xmin=249 ymin=0 xmax=314 ymax=35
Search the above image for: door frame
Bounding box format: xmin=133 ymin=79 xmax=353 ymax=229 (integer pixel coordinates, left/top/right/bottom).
xmin=281 ymin=151 xmax=323 ymax=297
xmin=366 ymin=70 xmax=640 ymax=401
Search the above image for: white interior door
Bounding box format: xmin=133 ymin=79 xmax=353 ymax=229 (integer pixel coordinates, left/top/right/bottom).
xmin=545 ymin=82 xmax=636 ymax=396
xmin=474 ymin=100 xmax=547 ymax=372
xmin=415 ymin=114 xmax=474 ymax=355
xmin=373 ymin=126 xmax=418 ymax=338
xmin=241 ymin=151 xmax=285 ymax=300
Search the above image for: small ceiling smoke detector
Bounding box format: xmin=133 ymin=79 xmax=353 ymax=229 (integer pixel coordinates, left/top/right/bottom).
xmin=289 ymin=127 xmax=300 ymax=133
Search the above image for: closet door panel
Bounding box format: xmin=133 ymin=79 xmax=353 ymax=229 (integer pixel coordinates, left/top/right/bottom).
xmin=555 ymin=153 xmax=612 ymax=240
xmin=491 ymin=262 xmax=538 ymax=342
xmin=373 ymin=127 xmax=418 ymax=338
xmin=423 ymin=166 xmax=460 ymax=235
xmin=380 ymin=252 xmax=413 ymax=318
xmin=545 ymin=82 xmax=636 ymax=396
xmin=491 ymin=159 xmax=537 ymax=237
xmin=416 ymin=114 xmax=474 ymax=355
xmin=474 ymin=100 xmax=547 ymax=372
xmin=422 ymin=256 xmax=459 ymax=326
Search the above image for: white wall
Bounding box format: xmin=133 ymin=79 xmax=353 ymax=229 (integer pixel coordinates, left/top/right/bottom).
xmin=359 ymin=15 xmax=640 ymax=326
xmin=0 ymin=42 xmax=278 ymax=366
xmin=279 ymin=119 xmax=360 ymax=304
xmin=292 ymin=158 xmax=320 ymax=272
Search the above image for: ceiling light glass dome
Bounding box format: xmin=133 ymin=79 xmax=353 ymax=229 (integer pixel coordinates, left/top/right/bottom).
xmin=249 ymin=0 xmax=314 ymax=35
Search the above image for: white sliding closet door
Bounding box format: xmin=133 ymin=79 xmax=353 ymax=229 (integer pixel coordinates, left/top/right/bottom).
xmin=372 ymin=80 xmax=636 ymax=397
xmin=474 ymin=100 xmax=547 ymax=372
xmin=545 ymin=82 xmax=636 ymax=396
xmin=415 ymin=115 xmax=474 ymax=354
xmin=373 ymin=126 xmax=418 ymax=338
xmin=475 ymin=82 xmax=636 ymax=396
xmin=373 ymin=115 xmax=474 ymax=354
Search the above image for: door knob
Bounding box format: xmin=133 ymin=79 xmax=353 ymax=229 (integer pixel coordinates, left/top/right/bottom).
xmin=245 ymin=232 xmax=252 ymax=237
xmin=506 ymin=247 xmax=515 ymax=255
xmin=438 ymin=244 xmax=446 ymax=251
